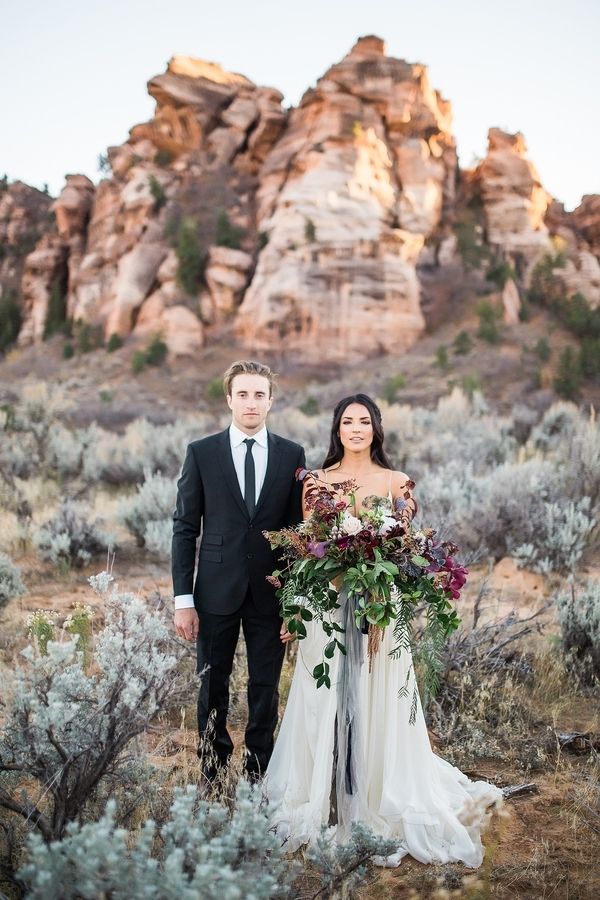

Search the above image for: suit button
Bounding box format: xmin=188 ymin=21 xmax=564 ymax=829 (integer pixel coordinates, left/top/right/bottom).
xmin=247 ymin=553 xmax=253 ymax=559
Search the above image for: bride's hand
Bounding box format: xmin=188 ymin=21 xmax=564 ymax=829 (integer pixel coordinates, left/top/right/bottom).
xmin=280 ymin=619 xmax=297 ymax=643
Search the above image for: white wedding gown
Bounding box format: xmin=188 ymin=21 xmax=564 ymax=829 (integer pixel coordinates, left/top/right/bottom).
xmin=263 ymin=596 xmax=503 ymax=868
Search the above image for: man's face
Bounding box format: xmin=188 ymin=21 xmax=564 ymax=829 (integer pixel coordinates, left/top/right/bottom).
xmin=227 ymin=373 xmax=273 ymax=434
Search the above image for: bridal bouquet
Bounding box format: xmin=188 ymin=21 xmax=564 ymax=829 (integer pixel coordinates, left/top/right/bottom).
xmin=264 ymin=469 xmax=464 ymax=707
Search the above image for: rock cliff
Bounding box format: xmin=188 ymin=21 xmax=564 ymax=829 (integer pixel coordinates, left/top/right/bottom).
xmin=3 ymin=37 xmax=599 ymax=360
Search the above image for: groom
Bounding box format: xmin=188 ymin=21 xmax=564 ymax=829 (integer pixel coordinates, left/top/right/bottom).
xmin=172 ymin=360 xmax=305 ymax=782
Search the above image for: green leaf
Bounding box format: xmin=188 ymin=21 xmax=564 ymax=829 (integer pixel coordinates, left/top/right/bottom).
xmin=324 ymin=640 xmax=336 ymax=659
xmin=411 ymin=554 xmax=429 ymax=567
xmin=313 ymin=663 xmax=324 ymax=679
xmin=300 ymin=607 xmax=313 ymax=621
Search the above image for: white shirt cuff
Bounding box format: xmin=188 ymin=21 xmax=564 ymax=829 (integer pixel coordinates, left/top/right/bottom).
xmin=174 ymin=594 xmax=195 ymax=609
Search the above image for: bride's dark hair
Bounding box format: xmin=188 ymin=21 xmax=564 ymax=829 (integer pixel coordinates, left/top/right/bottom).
xmin=322 ymin=393 xmax=393 ymax=471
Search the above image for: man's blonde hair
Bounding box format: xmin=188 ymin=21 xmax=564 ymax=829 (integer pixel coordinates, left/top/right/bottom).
xmin=223 ymin=360 xmax=277 ymax=397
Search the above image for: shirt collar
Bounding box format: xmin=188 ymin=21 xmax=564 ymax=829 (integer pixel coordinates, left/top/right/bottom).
xmin=229 ymin=422 xmax=268 ymax=448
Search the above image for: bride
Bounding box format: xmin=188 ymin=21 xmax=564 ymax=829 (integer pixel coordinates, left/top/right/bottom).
xmin=262 ymin=394 xmax=503 ymax=868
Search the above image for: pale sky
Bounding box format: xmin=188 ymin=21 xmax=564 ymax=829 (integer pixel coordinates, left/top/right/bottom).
xmin=2 ymin=0 xmax=598 ymax=211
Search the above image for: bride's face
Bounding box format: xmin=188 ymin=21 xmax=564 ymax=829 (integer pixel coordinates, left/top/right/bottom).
xmin=338 ymin=403 xmax=373 ymax=452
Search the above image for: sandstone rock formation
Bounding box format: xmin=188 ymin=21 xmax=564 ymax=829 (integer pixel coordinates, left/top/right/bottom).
xmin=4 ymin=38 xmax=599 ymax=359
xmin=235 ymin=36 xmax=456 ymax=360
xmin=477 ymin=128 xmax=551 ymax=255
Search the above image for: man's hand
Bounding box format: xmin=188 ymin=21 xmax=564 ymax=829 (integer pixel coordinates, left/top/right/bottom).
xmin=174 ymin=608 xmax=200 ymax=642
xmin=280 ymin=620 xmax=297 ymax=644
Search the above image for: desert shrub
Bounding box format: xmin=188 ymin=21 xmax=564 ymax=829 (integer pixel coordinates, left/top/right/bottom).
xmin=557 ymin=291 xmax=600 ymax=339
xmin=34 ymin=500 xmax=109 ymax=570
xmin=453 ymin=330 xmax=473 ymax=355
xmin=145 ymin=333 xmax=168 ymax=366
xmin=381 ymin=373 xmax=406 ymax=404
xmin=528 ymin=250 xmax=567 ymax=305
xmin=73 ymin=320 xmax=103 ymax=353
xmin=215 ymin=210 xmax=243 ymax=249
xmin=455 ymin=221 xmax=491 ymax=271
xmin=175 ymin=217 xmax=205 ymax=295
xmin=45 ymin=425 xmax=93 ymax=479
xmin=512 ymin=496 xmax=596 ymax=574
xmin=0 ymin=572 xmax=185 ymax=853
xmin=148 ymin=174 xmax=167 ymax=212
xmin=19 ymin=783 xmax=294 ymax=900
xmin=533 ymin=337 xmax=551 ymax=362
xmin=304 ymin=217 xmax=317 ymax=242
xmin=0 ymin=552 xmax=26 ymax=607
xmin=435 ymin=345 xmax=449 ymax=370
xmin=554 ymin=346 xmax=582 ymax=399
xmin=258 ymin=230 xmax=269 ymax=249
xmin=460 ymin=373 xmax=481 ymax=396
xmin=486 ymin=258 xmax=516 ymax=289
xmin=206 ymin=376 xmax=224 ymax=402
xmin=43 ymin=278 xmax=67 ymax=339
xmin=0 ymin=288 xmax=21 ymax=351
xmin=476 ymin=298 xmax=503 ymax=344
xmin=528 ymin=401 xmax=580 ymax=453
xmin=119 ymin=470 xmax=175 ymax=550
xmin=97 ymin=153 xmax=111 ymax=174
xmin=132 ymin=348 xmax=147 ymax=373
xmin=0 ymin=382 xmax=70 ymax=479
xmin=83 ymin=417 xmax=197 ymax=485
xmin=556 ymin=578 xmax=600 ymax=680
xmin=62 ymin=342 xmax=74 ymax=359
xmin=580 ymin=336 xmax=600 ymax=377
xmin=107 ymin=332 xmax=123 ymax=352
xmin=299 ymin=395 xmax=319 ymax=416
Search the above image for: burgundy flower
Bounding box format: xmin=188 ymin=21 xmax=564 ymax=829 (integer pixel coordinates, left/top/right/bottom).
xmin=266 ymin=575 xmax=282 ymax=588
xmin=295 ymin=467 xmax=310 ymax=482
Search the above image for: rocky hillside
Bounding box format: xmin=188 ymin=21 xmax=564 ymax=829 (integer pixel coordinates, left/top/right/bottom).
xmin=1 ymin=36 xmax=599 ymax=363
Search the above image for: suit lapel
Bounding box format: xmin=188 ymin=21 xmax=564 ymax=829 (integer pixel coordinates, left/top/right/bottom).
xmin=254 ymin=431 xmax=281 ymax=517
xmin=216 ymin=429 xmax=249 ymax=520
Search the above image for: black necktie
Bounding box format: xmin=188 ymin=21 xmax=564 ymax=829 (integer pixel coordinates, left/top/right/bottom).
xmin=243 ymin=438 xmax=256 ymax=517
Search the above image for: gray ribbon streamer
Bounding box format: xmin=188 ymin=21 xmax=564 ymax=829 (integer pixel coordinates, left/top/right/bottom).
xmin=333 ymin=589 xmax=369 ymax=837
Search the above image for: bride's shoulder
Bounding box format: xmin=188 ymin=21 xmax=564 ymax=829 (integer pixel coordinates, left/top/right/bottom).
xmin=391 ymin=470 xmax=416 ymax=490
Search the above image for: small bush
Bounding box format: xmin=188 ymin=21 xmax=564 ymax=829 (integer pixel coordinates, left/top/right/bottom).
xmin=154 ymin=148 xmax=173 ymax=167
xmin=62 ymin=342 xmax=75 ymax=359
xmin=43 ymin=278 xmax=67 ymax=339
xmin=106 ymin=333 xmax=123 ymax=352
xmin=533 ymin=337 xmax=551 ymax=362
xmin=461 ymin=373 xmax=482 ymax=397
xmin=556 ymin=578 xmax=600 ymax=680
xmin=145 ymin=333 xmax=168 ymax=366
xmin=215 ymin=210 xmax=244 ymax=250
xmin=435 ymin=345 xmax=449 ymax=370
xmin=304 ymin=217 xmax=317 ymax=242
xmin=299 ymin=395 xmax=320 ymax=416
xmin=455 ymin=221 xmax=491 ymax=271
xmin=580 ymin=336 xmax=600 ymax=378
xmin=148 ymin=174 xmax=167 ymax=212
xmin=476 ymin=299 xmax=503 ymax=344
xmin=258 ymin=230 xmax=269 ymax=250
xmin=206 ymin=377 xmax=224 ymax=402
xmin=453 ymin=330 xmax=473 ymax=355
xmin=73 ymin=320 xmax=103 ymax=353
xmin=119 ymin=470 xmax=175 ymax=552
xmin=0 ymin=552 xmax=26 ymax=607
xmin=0 ymin=288 xmax=21 ymax=351
xmin=97 ymin=153 xmax=111 ymax=174
xmin=34 ymin=500 xmax=109 ymax=570
xmin=486 ymin=258 xmax=516 ymax=290
xmin=175 ymin=217 xmax=205 ymax=295
xmin=554 ymin=346 xmax=583 ymax=399
xmin=132 ymin=349 xmax=147 ymax=373
xmin=381 ymin=374 xmax=407 ymax=404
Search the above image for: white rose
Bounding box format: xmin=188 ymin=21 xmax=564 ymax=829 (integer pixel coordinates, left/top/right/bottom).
xmin=340 ymin=513 xmax=362 ymax=536
xmin=378 ymin=516 xmax=398 ymax=536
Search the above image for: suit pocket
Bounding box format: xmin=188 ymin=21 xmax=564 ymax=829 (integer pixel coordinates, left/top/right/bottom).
xmin=199 ymin=549 xmax=222 ymax=563
xmin=202 ymin=533 xmax=223 ymax=546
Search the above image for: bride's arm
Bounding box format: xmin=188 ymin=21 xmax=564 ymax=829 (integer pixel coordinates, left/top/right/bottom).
xmin=391 ymin=471 xmax=418 ymax=528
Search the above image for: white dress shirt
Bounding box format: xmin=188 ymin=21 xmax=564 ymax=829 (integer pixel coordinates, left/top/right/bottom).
xmin=174 ymin=423 xmax=269 ymax=610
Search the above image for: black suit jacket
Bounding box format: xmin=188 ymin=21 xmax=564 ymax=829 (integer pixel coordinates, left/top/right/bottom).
xmin=171 ymin=428 xmax=305 ymax=615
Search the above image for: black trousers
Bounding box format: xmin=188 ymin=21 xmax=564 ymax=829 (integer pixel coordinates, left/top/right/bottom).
xmin=196 ymin=587 xmax=285 ymax=778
